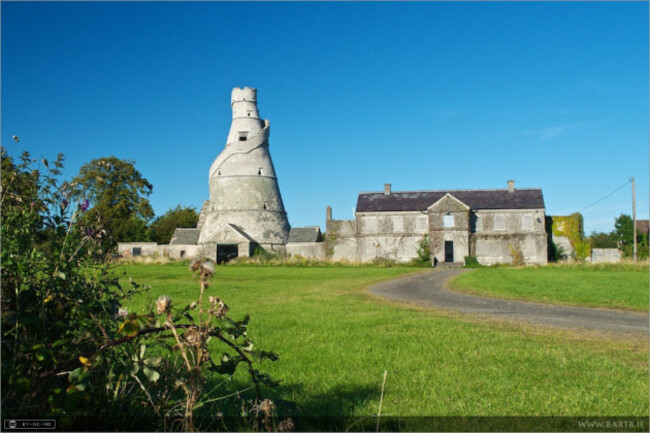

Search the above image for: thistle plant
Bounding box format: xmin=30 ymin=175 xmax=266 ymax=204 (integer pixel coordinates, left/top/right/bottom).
xmin=1 ymin=147 xmax=287 ymax=431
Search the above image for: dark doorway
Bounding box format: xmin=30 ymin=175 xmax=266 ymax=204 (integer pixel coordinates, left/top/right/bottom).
xmin=217 ymin=244 xmax=238 ymax=264
xmin=132 ymin=247 xmax=142 ymax=257
xmin=444 ymin=241 xmax=454 ymax=263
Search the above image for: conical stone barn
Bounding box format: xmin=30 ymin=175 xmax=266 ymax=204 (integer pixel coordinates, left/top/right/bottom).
xmin=194 ymin=87 xmax=290 ymax=262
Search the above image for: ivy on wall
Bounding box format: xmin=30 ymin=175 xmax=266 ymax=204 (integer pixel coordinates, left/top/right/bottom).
xmin=549 ymin=213 xmax=591 ymax=259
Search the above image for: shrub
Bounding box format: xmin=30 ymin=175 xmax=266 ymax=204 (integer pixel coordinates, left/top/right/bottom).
xmin=1 ymin=149 xmax=285 ymax=431
xmin=416 ymin=234 xmax=431 ymax=264
xmin=464 ymin=256 xmax=482 ymax=268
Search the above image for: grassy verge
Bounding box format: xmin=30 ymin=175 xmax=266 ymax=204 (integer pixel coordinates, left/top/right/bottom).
xmin=117 ymin=263 xmax=648 ymax=428
xmin=449 ymin=264 xmax=649 ymax=311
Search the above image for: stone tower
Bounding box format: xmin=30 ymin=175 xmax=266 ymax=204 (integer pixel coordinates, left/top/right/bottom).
xmin=197 ymin=87 xmax=290 ymax=254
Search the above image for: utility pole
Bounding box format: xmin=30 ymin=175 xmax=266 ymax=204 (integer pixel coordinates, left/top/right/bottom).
xmin=632 ymin=176 xmax=637 ymax=261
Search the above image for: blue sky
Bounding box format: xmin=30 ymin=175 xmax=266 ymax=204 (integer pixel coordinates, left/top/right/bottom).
xmin=2 ymin=1 xmax=648 ymax=234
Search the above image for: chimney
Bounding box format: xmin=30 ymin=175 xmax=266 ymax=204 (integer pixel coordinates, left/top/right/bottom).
xmin=507 ymin=179 xmax=515 ymax=193
xmin=384 ymin=183 xmax=391 ymax=195
xmin=326 ymin=206 xmax=332 ymax=222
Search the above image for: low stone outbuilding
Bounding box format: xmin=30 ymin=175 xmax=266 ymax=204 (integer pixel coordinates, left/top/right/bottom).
xmin=286 ymin=227 xmax=325 ymax=259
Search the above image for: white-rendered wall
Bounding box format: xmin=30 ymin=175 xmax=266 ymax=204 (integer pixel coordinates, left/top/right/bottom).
xmin=200 ymin=87 xmax=290 ymax=247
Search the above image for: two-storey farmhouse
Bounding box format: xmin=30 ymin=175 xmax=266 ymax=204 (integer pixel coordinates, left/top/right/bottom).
xmin=326 ymin=181 xmax=547 ymax=265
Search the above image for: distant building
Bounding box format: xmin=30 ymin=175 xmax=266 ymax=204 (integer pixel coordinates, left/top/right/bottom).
xmin=321 ymin=181 xmax=548 ymax=265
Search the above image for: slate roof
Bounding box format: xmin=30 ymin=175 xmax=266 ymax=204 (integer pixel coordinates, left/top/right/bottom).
xmin=356 ymin=189 xmax=545 ymax=212
xmin=287 ymin=226 xmax=322 ymax=243
xmin=169 ymin=228 xmax=201 ymax=245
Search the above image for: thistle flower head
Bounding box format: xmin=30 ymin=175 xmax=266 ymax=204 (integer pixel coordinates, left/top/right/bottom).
xmin=156 ymin=295 xmax=172 ymax=315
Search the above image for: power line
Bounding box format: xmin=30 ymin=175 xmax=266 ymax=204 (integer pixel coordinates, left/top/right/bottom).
xmin=578 ymin=178 xmax=632 ymax=212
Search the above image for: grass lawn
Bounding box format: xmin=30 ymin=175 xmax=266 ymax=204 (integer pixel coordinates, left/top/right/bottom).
xmin=449 ymin=264 xmax=649 ymax=311
xmin=117 ymin=262 xmax=648 ymax=429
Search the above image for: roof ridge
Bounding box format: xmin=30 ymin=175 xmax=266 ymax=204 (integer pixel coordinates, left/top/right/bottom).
xmin=358 ymin=188 xmax=541 ymax=195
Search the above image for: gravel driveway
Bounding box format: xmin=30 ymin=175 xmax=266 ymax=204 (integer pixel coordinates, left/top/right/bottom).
xmin=369 ymin=269 xmax=649 ymax=335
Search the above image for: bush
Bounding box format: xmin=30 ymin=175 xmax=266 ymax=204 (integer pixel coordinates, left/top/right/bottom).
xmin=1 ymin=149 xmax=285 ymax=431
xmin=416 ymin=234 xmax=431 ymax=264
xmin=464 ymin=256 xmax=482 ymax=268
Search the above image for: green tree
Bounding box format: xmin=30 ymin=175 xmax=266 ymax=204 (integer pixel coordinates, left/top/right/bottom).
xmin=613 ymin=214 xmax=649 ymax=258
xmin=613 ymin=214 xmax=634 ymax=256
xmin=588 ymin=231 xmax=617 ymax=248
xmin=71 ymin=156 xmax=153 ymax=247
xmin=148 ymin=205 xmax=199 ymax=244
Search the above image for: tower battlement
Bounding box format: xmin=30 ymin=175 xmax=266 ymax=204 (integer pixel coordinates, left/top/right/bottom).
xmin=231 ymin=87 xmax=257 ymax=104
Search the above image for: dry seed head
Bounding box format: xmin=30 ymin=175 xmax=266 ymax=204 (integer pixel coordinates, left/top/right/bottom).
xmin=184 ymin=327 xmax=202 ymax=346
xmin=156 ymin=295 xmax=172 ymax=315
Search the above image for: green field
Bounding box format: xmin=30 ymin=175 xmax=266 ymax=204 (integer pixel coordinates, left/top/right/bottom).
xmin=117 ymin=262 xmax=648 ymax=429
xmin=449 ymin=264 xmax=649 ymax=311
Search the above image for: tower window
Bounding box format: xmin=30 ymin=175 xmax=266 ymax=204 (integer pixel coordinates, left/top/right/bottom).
xmin=217 ymin=170 xmax=221 ymax=176
xmin=263 ymin=203 xmax=268 ymax=210
xmin=258 ymin=168 xmax=263 ymax=175
xmin=238 ymin=132 xmax=248 ymax=141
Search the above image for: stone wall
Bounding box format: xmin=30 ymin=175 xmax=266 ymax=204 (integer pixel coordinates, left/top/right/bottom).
xmin=286 ymin=242 xmax=326 ymax=260
xmin=326 ymin=218 xmax=358 ymax=261
xmin=551 ymin=235 xmax=574 ymax=261
xmin=117 ymin=242 xmax=159 ymax=257
xmin=116 ymin=242 xmax=200 ymax=259
xmin=591 ymin=248 xmax=622 ymax=263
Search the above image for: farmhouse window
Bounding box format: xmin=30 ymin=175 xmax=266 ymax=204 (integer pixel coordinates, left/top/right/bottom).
xmin=475 ymin=216 xmax=482 ymax=231
xmin=393 ymin=216 xmax=404 ymax=232
xmin=494 ymin=214 xmax=506 ymax=230
xmin=416 ymin=216 xmax=428 ymax=231
xmin=522 ymin=215 xmax=533 ymax=230
xmin=443 ymin=214 xmax=454 ymax=228
xmin=365 ymin=217 xmax=378 ymax=233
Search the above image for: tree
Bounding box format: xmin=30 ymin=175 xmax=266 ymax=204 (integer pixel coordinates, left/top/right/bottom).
xmin=588 ymin=231 xmax=617 ymax=248
xmin=148 ymin=205 xmax=199 ymax=244
xmin=613 ymin=214 xmax=649 ymax=258
xmin=613 ymin=214 xmax=634 ymax=256
xmin=71 ymin=156 xmax=153 ymax=247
